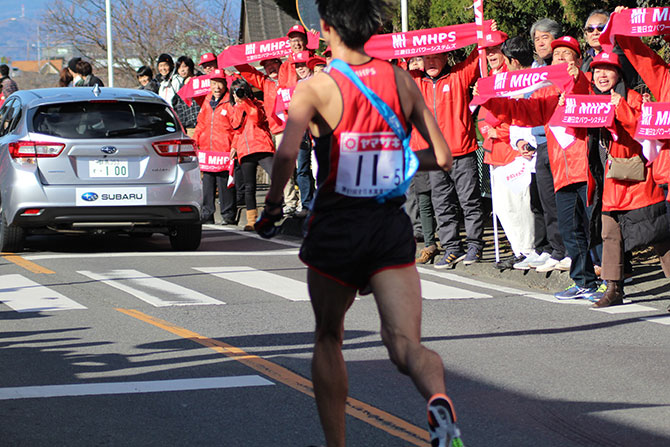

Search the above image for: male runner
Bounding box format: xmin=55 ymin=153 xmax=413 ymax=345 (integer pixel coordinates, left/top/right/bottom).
xmin=255 ymin=1 xmax=463 ymax=446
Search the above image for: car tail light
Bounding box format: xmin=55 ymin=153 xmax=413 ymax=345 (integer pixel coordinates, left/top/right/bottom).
xmin=178 ymin=206 xmax=194 ymax=213
xmin=21 ymin=208 xmax=43 ymax=216
xmin=152 ymin=139 xmax=197 ymax=157
xmin=9 ymin=141 xmax=65 ymax=158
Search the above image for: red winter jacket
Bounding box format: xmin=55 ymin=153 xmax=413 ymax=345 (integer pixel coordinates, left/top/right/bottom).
xmin=600 ymin=89 xmax=666 ymax=211
xmin=228 ymin=97 xmax=275 ymax=160
xmin=409 ymin=49 xmax=481 ymax=157
xmin=235 ymin=63 xmax=285 ymax=134
xmin=478 ymin=64 xmax=517 ymax=167
xmin=483 ymin=75 xmax=592 ymax=193
xmin=193 ymin=92 xmax=233 ymax=156
xmin=616 ymin=35 xmax=670 ymax=190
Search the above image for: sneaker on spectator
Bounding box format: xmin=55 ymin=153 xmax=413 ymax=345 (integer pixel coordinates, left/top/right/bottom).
xmin=463 ymin=246 xmax=482 ymax=265
xmin=528 ymin=252 xmax=552 ymax=268
xmin=435 ymin=250 xmax=465 ymax=270
xmin=513 ymin=251 xmax=540 ymax=270
xmin=554 ymin=283 xmax=596 ymax=300
xmin=535 ymin=257 xmax=561 ymax=273
xmin=556 ymin=257 xmax=572 ymax=272
xmin=585 ymin=281 xmax=607 ymax=303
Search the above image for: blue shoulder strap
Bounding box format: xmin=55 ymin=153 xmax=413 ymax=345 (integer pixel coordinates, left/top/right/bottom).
xmin=329 ymin=59 xmax=419 ymax=203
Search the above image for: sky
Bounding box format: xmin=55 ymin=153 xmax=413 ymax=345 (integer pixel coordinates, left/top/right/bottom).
xmin=0 ymin=0 xmax=242 ymax=63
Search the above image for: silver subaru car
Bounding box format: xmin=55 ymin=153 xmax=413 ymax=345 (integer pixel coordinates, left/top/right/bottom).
xmin=0 ymin=87 xmax=203 ymax=252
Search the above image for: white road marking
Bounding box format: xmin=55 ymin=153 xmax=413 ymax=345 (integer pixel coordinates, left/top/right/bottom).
xmin=0 ymin=274 xmax=87 ymax=312
xmin=420 ymin=279 xmax=492 ymax=300
xmin=194 ymin=266 xmax=310 ymax=301
xmin=24 ymin=250 xmax=299 ymax=261
xmin=202 ymin=225 xmax=302 ymax=247
xmin=417 ymin=267 xmax=532 ymax=296
xmin=0 ymin=376 xmax=274 ymax=400
xmin=641 ymin=315 xmax=670 ymax=326
xmin=77 ymin=270 xmax=225 ymax=307
xmin=593 ymin=303 xmax=661 ymax=314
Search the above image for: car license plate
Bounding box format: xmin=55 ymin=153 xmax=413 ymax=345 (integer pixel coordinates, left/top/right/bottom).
xmin=89 ymin=160 xmax=128 ymax=178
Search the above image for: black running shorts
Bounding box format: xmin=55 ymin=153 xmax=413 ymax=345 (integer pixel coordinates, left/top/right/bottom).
xmin=299 ymin=205 xmax=416 ymax=290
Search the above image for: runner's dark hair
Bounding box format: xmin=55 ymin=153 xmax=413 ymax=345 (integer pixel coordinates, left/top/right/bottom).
xmin=316 ymin=0 xmax=388 ymax=49
xmin=501 ymin=36 xmax=534 ymax=68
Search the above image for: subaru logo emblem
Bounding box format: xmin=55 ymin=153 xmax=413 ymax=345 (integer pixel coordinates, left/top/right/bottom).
xmin=101 ymin=146 xmax=117 ymax=155
xmin=81 ymin=192 xmax=98 ymax=202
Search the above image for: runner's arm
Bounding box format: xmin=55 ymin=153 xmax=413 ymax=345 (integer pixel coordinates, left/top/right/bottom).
xmin=266 ymin=82 xmax=316 ymax=206
xmin=395 ymin=68 xmax=452 ymax=171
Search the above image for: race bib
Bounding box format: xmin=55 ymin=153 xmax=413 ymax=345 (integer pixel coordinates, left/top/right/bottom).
xmin=335 ymin=132 xmax=405 ymax=197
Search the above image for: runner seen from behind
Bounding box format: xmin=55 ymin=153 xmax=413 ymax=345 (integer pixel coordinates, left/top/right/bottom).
xmin=255 ymin=0 xmax=464 ymax=446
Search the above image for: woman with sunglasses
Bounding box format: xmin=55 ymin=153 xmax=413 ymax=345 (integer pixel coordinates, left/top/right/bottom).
xmin=580 ymin=9 xmax=643 ymax=90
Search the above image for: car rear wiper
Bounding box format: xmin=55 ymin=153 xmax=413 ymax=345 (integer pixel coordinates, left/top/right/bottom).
xmin=105 ymin=126 xmax=154 ymax=137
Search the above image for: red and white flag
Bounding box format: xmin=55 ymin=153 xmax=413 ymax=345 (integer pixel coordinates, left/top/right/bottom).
xmin=177 ymin=75 xmax=211 ymax=107
xmin=599 ymin=7 xmax=670 ymax=52
xmin=364 ymin=21 xmax=493 ymax=60
xmin=197 ymin=150 xmax=232 ymax=173
xmin=217 ymin=32 xmax=320 ymax=68
xmin=549 ymin=95 xmax=615 ymax=129
xmin=635 ymin=102 xmax=670 ymax=163
xmin=471 ymin=64 xmax=575 ymax=107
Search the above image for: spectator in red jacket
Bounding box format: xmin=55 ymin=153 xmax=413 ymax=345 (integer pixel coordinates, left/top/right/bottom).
xmin=582 ymin=52 xmax=670 ymax=307
xmin=410 ymin=48 xmax=484 ymax=268
xmin=193 ymin=69 xmax=237 ymax=225
xmin=228 ymin=78 xmax=275 ymax=230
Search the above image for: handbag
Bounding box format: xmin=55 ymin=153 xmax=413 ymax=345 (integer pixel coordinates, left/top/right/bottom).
xmin=606 ymin=154 xmax=645 ymax=182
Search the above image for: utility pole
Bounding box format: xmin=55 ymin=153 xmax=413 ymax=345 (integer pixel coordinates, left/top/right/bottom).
xmin=105 ymin=0 xmax=114 ymax=87
xmin=401 ymin=0 xmax=408 ymax=32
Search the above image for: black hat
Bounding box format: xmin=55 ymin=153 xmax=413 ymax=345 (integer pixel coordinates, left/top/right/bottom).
xmin=67 ymin=57 xmax=81 ymax=71
xmin=157 ymin=53 xmax=174 ymax=67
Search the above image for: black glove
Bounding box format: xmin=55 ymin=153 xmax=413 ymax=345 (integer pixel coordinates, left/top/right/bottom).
xmin=255 ymin=209 xmax=284 ymax=239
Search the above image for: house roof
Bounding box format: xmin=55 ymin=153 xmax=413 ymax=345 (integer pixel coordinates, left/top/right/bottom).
xmin=12 ymin=59 xmax=63 ymax=73
xmin=241 ymin=0 xmax=299 ymax=43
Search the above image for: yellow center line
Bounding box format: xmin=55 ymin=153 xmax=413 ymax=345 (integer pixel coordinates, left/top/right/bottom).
xmin=116 ymin=308 xmax=430 ymax=446
xmin=2 ymin=255 xmax=55 ymax=274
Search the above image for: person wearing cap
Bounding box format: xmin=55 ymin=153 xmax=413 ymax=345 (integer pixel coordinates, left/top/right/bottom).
xmin=613 ymin=6 xmax=670 ymax=212
xmin=584 ymin=50 xmax=670 ymax=307
xmin=409 ymin=45 xmax=485 ymax=268
xmin=157 ymin=53 xmax=182 ymax=106
xmin=199 ymin=52 xmax=218 ymax=74
xmin=193 ymin=69 xmax=238 ymax=225
xmin=278 ymin=24 xmax=316 ymax=90
xmin=307 ymin=56 xmax=327 ymax=73
xmin=477 ymin=36 xmax=605 ymax=301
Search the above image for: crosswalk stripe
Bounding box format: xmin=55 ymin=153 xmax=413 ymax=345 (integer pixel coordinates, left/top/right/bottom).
xmin=420 ymin=279 xmax=492 ymax=300
xmin=0 ymin=274 xmax=87 ymax=312
xmin=77 ymin=270 xmax=226 ymax=307
xmin=193 ymin=266 xmax=310 ymax=301
xmin=0 ymin=376 xmax=274 ymax=400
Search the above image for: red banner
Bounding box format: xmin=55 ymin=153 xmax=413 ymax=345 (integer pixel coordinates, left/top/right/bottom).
xmin=600 ymin=7 xmax=670 ymax=51
xmin=549 ymin=95 xmax=615 ymax=128
xmin=364 ymin=21 xmax=493 ymax=60
xmin=198 ymin=150 xmax=232 ymax=172
xmin=636 ymin=102 xmax=670 ymax=140
xmin=177 ymin=75 xmax=211 ymax=107
xmin=471 ymin=64 xmax=574 ymax=107
xmin=218 ymin=32 xmax=320 ymax=68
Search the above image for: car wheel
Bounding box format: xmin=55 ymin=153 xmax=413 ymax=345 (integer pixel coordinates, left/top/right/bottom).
xmin=0 ymin=208 xmax=25 ymax=253
xmin=169 ymin=223 xmax=202 ymax=251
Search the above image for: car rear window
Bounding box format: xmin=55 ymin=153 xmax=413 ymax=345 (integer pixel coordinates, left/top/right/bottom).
xmin=31 ymin=101 xmax=181 ymax=139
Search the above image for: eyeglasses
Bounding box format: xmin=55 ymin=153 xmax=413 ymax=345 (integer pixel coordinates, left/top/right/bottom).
xmin=584 ymin=24 xmax=606 ymax=33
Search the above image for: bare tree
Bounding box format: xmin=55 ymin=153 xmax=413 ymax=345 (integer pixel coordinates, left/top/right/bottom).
xmin=42 ymin=0 xmax=238 ymax=87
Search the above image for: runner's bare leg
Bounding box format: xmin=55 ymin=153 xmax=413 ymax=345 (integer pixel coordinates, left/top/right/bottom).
xmin=369 ymin=265 xmax=446 ymax=399
xmin=308 ymin=268 xmax=357 ymax=447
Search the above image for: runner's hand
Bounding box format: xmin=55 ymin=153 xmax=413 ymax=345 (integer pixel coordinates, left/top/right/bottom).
xmin=255 ymin=209 xmax=284 ymax=239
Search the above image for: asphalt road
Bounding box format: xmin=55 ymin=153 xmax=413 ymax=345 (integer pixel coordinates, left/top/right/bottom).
xmin=1 ymin=226 xmax=669 ymax=446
